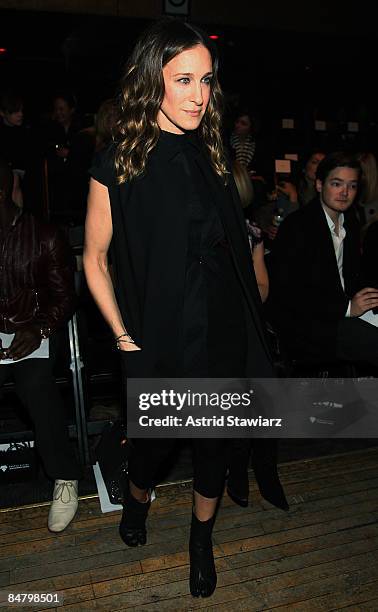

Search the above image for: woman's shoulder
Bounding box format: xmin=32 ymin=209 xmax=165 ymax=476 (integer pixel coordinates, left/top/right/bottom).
xmin=90 ymin=143 xmax=117 ymax=187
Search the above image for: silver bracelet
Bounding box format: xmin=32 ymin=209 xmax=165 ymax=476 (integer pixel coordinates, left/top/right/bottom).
xmin=115 ymin=333 xmax=136 ymax=349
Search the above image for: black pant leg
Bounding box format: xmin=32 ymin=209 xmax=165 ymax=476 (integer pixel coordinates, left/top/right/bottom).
xmin=192 ymin=438 xmax=227 ymax=498
xmin=12 ymin=356 xmax=82 ymax=480
xmin=337 ymin=318 xmax=378 ymax=368
xmin=0 ymin=366 xmax=12 ymax=387
xmin=128 ymin=438 xmax=177 ymax=490
xmin=227 ymin=438 xmax=251 ymax=474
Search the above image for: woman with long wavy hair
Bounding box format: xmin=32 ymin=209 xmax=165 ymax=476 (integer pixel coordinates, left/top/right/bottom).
xmin=84 ymin=18 xmax=284 ymax=599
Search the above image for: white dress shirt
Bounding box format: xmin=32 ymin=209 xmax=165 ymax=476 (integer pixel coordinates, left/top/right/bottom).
xmin=322 ymin=207 xmax=351 ymax=316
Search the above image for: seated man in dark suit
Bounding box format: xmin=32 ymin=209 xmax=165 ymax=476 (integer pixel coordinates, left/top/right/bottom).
xmin=267 ymin=152 xmax=378 ymax=368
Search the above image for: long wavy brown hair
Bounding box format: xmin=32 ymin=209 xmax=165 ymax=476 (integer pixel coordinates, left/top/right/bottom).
xmin=115 ymin=18 xmax=228 ymax=184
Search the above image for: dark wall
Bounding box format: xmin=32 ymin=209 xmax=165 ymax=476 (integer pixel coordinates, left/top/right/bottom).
xmin=1 ymin=7 xmax=377 ymax=156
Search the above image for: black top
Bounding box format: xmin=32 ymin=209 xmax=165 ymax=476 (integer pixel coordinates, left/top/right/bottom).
xmin=156 ymin=132 xmax=246 ymax=377
xmin=90 ymin=129 xmax=273 ymax=378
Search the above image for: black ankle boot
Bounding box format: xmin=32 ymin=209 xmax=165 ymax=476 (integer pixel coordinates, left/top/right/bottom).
xmin=119 ymin=488 xmax=150 ymax=547
xmin=189 ymin=512 xmax=217 ymax=598
xmin=254 ymin=464 xmax=289 ymax=510
xmin=252 ymin=440 xmax=289 ymax=511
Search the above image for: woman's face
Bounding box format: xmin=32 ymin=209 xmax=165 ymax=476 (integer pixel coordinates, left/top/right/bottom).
xmin=53 ymin=97 xmax=74 ymax=125
xmin=234 ymin=114 xmax=252 ymax=137
xmin=305 ymin=152 xmax=325 ymax=181
xmin=2 ymin=107 xmax=23 ymax=127
xmin=158 ymin=44 xmax=213 ymax=134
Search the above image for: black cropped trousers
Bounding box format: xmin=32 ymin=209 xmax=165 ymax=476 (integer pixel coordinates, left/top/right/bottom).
xmin=128 ymin=437 xmax=227 ymax=498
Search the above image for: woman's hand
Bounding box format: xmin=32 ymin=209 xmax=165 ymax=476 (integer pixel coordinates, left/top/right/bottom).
xmin=7 ymin=326 xmax=42 ymax=360
xmin=265 ymin=225 xmax=279 ymax=241
xmin=115 ymin=332 xmax=141 ymax=352
xmin=117 ymin=339 xmax=142 ymax=352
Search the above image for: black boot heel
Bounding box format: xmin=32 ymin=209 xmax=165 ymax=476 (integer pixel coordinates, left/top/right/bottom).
xmin=189 ymin=512 xmax=217 ymax=598
xmin=227 ymin=468 xmax=250 ymax=507
xmin=252 ymin=440 xmax=289 ymax=511
xmin=227 ymin=439 xmax=251 ymax=507
xmin=226 ymin=485 xmax=249 ymax=508
xmin=119 ymin=488 xmax=150 ymax=547
xmin=254 ymin=466 xmax=289 ymax=511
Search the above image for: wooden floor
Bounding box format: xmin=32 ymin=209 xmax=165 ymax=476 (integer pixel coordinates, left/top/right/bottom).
xmin=1 ymin=447 xmax=378 ymax=611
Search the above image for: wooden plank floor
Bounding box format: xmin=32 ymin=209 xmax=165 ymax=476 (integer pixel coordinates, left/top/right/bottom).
xmin=1 ymin=447 xmax=378 ymax=611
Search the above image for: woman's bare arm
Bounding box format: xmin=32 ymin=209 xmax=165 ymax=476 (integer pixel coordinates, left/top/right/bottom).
xmin=252 ymin=242 xmax=269 ymax=303
xmin=83 ymin=178 xmax=140 ymax=350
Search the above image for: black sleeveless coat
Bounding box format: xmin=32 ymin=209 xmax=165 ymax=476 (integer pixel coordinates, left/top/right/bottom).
xmin=91 ymin=132 xmax=273 ymax=378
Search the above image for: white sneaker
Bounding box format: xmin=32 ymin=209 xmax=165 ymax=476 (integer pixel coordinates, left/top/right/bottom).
xmin=48 ymin=480 xmax=78 ymax=533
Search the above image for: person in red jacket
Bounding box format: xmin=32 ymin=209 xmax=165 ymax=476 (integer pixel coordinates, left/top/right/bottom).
xmin=0 ymin=158 xmax=81 ymax=531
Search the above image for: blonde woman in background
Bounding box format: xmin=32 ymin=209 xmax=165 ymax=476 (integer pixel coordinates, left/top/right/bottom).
xmin=227 ymin=161 xmax=287 ymax=511
xmin=233 ymin=160 xmax=269 ymax=302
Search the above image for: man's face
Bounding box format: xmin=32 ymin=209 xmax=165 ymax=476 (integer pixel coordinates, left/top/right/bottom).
xmin=316 ymin=166 xmax=359 ymax=219
xmin=53 ymin=98 xmax=74 ymax=125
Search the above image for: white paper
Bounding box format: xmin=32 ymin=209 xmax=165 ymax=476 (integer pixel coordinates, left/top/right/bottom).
xmin=282 ymin=118 xmax=294 ymax=129
xmin=315 ymin=120 xmax=327 ymax=131
xmin=359 ymin=310 xmax=378 ymax=328
xmin=0 ymin=333 xmax=49 ymax=364
xmin=92 ymin=462 xmax=156 ymax=514
xmin=93 ymin=462 xmax=123 ymax=512
xmin=275 ymin=159 xmax=291 ymax=174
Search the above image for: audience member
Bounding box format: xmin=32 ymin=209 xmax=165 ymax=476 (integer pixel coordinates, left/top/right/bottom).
xmin=232 ymin=161 xmax=268 ymax=301
xmin=229 ymin=109 xmax=273 ymax=208
xmin=297 ymin=150 xmax=326 ymax=206
xmin=256 ymin=151 xmax=325 ymax=242
xmin=46 ymin=92 xmax=81 ymax=157
xmin=0 ymin=159 xmax=81 ymax=531
xmin=230 ymin=110 xmax=258 ymax=171
xmin=267 ymin=152 xmax=378 ymax=368
xmin=255 ymin=172 xmax=299 ymax=243
xmin=93 ymin=98 xmax=118 ymax=153
xmin=44 ymin=92 xmax=82 ymax=218
xmin=0 ymin=91 xmax=28 ymax=169
xmin=357 ymin=152 xmax=378 ymax=226
xmin=0 ymin=90 xmax=45 ymax=216
xmin=49 ymin=98 xmax=117 ymax=223
xmin=0 ymin=90 xmax=34 ymax=183
xmin=227 ymin=162 xmax=287 ymax=511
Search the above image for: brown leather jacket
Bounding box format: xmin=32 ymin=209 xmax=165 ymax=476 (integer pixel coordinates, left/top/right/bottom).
xmin=0 ymin=212 xmax=75 ymax=334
